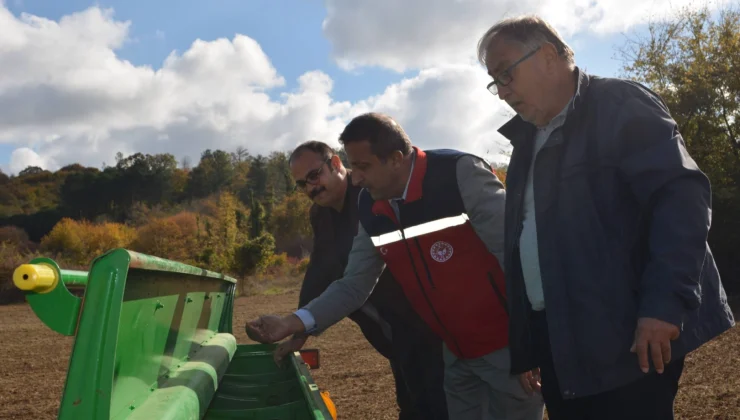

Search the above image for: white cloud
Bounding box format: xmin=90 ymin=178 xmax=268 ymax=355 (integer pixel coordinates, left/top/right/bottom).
xmin=0 ymin=4 xmax=514 ymax=175
xmin=321 ymin=0 xmax=732 ymax=72
xmin=0 ymin=6 xmax=349 ymax=173
xmin=8 ymin=147 xmax=53 ymax=174
xmin=350 ymin=64 xmax=513 ymax=165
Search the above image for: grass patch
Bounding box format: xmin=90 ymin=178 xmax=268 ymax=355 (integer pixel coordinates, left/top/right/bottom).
xmin=238 ymin=273 xmax=303 ymax=297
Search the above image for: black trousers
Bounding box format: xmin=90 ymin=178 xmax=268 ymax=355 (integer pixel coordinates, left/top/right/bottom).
xmin=530 ymin=310 xmax=685 ymax=420
xmin=352 ymin=309 xmax=449 ymax=420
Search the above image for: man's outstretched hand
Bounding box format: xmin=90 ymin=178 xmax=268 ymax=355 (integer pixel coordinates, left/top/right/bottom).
xmin=245 ymin=314 xmax=305 ymax=344
xmin=630 ymin=317 xmax=680 ymax=374
xmin=273 ymin=335 xmax=309 ymax=366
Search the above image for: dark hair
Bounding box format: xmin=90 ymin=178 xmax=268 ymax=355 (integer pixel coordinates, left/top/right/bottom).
xmin=338 ymin=112 xmax=412 ymax=160
xmin=289 ymin=140 xmax=334 ymax=164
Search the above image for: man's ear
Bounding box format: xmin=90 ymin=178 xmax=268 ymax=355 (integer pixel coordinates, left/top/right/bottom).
xmin=389 ymin=150 xmax=405 ymax=168
xmin=329 ymin=154 xmax=342 ymax=171
xmin=542 ymin=42 xmax=560 ymax=72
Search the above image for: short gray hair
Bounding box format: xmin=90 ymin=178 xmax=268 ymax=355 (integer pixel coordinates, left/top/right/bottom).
xmin=477 ymin=15 xmax=575 ymax=68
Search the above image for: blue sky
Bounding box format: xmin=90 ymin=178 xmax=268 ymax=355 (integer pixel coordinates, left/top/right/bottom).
xmin=0 ymin=0 xmax=676 ymax=173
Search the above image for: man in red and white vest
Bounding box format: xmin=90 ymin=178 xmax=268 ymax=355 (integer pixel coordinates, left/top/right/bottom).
xmin=246 ymin=112 xmax=545 ymax=419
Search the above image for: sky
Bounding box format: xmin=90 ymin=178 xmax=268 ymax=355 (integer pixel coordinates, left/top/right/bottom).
xmin=0 ymin=0 xmax=730 ymax=175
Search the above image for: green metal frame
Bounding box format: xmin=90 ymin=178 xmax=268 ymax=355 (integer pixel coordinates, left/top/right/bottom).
xmin=58 ymin=248 xmax=239 ymax=419
xmin=16 ymin=248 xmax=334 ymax=420
xmin=23 ymin=257 xmax=87 ymax=336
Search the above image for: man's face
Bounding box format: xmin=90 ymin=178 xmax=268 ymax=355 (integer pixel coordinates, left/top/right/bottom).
xmin=290 ymin=151 xmax=341 ymax=207
xmin=344 ymin=140 xmax=402 ymax=201
xmin=484 ymin=38 xmax=549 ymax=125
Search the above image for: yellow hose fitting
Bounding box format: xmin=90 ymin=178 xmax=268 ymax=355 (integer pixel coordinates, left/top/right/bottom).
xmin=13 ymin=264 xmax=58 ymax=294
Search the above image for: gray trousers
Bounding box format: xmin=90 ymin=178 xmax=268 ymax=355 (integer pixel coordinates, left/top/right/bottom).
xmin=443 ymin=344 xmax=545 ymax=420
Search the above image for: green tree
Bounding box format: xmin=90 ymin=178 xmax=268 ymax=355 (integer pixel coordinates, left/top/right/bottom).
xmin=244 ymin=155 xmax=268 ymax=202
xmin=248 ymin=191 xmax=266 ymax=239
xmin=186 ymin=149 xmax=235 ymax=199
xmin=18 ymin=166 xmax=45 ymax=177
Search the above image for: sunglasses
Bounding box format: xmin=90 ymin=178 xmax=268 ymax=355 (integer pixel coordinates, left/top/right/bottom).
xmin=293 ymin=158 xmax=331 ymax=191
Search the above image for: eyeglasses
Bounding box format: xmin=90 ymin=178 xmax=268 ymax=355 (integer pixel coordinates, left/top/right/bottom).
xmin=486 ymin=46 xmax=541 ymax=95
xmin=293 ymin=158 xmax=331 ymax=191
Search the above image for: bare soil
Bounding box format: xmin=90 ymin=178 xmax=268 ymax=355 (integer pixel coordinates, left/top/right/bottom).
xmin=0 ymin=291 xmax=738 ymax=419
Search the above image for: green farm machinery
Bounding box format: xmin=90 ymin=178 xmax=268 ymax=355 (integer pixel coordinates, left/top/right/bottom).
xmin=12 ymin=248 xmax=337 ymax=420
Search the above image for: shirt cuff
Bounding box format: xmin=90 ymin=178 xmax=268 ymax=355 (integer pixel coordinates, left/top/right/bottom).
xmin=294 ymin=309 xmax=318 ymax=334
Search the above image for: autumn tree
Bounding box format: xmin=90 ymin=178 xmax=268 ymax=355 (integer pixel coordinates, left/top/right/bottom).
xmin=129 ymin=212 xmax=199 ymax=265
xmin=201 ymin=192 xmax=240 ymax=273
xmin=40 ymin=218 xmax=135 ymax=266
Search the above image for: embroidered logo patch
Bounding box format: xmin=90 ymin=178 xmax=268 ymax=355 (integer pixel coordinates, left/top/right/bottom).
xmin=430 ymin=241 xmax=453 ymax=262
xmin=379 ymin=247 xmax=388 ymax=255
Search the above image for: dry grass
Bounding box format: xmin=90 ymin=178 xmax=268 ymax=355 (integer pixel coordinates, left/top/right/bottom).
xmin=0 ymin=291 xmax=737 ymax=419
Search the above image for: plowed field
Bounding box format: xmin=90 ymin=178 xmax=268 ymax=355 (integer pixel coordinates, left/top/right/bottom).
xmin=1 ymin=290 xmax=738 ymax=419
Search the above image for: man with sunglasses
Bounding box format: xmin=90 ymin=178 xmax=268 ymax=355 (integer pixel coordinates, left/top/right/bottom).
xmin=477 ymin=15 xmax=734 ymax=419
xmin=274 ymin=140 xmax=448 ymax=420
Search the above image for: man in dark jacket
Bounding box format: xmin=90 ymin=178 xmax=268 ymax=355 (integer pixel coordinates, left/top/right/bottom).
xmin=476 ymin=14 xmax=736 ymax=420
xmin=275 ymin=140 xmax=448 ymax=420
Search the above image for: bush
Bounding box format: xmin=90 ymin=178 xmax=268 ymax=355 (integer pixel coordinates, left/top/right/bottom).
xmin=0 ymin=226 xmax=35 ymax=252
xmin=294 ymin=257 xmax=310 ymax=275
xmin=40 ymin=218 xmax=136 ymax=266
xmin=0 ymin=244 xmax=32 ymax=304
xmin=234 ymin=232 xmax=275 ymax=277
xmin=130 ymin=212 xmax=199 ymax=264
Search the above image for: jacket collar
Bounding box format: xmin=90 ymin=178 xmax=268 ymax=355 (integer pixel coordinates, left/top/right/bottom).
xmin=370 ymin=146 xmax=428 ymax=218
xmin=497 ymin=66 xmax=591 ymax=147
xmin=404 ymin=146 xmax=427 ymax=203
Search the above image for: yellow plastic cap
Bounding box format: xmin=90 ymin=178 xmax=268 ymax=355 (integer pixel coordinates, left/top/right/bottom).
xmin=13 ymin=264 xmax=57 ymax=293
xmin=320 ymin=391 xmax=337 ymax=420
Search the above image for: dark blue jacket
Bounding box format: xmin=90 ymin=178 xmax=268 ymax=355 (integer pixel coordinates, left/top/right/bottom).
xmin=499 ymin=67 xmax=736 ymax=399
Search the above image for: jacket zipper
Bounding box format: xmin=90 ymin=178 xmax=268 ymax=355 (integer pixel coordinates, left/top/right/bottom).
xmin=412 ymin=237 xmax=435 ymax=288
xmin=487 ymin=272 xmax=509 ymax=316
xmin=395 ymin=212 xmax=463 ymax=356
